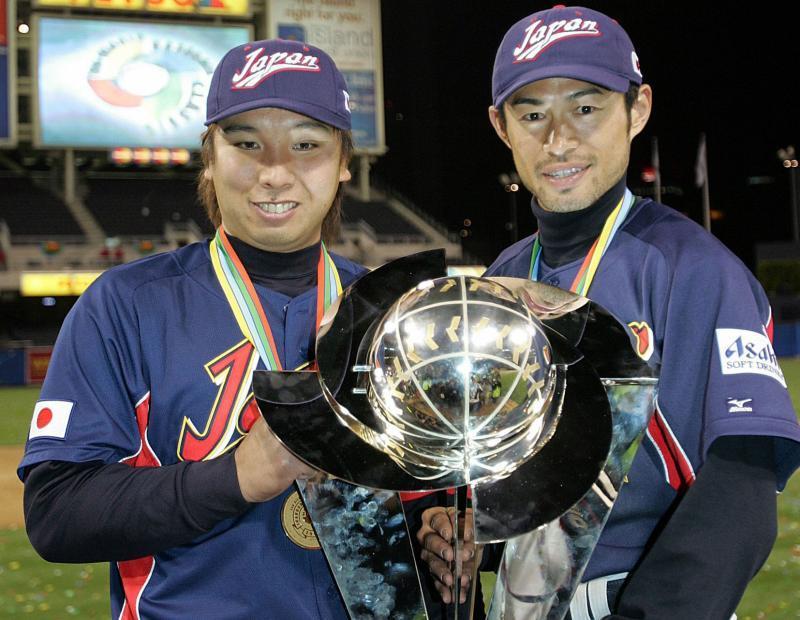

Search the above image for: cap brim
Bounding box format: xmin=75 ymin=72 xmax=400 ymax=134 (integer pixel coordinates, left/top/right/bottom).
xmin=494 ymin=64 xmax=635 ymax=108
xmin=205 ymin=96 xmax=351 ymax=131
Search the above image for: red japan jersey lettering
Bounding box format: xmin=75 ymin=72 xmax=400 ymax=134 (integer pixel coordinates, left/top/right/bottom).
xmin=118 ymin=393 xmax=158 ymax=620
xmin=178 ymin=339 xmax=260 ymax=461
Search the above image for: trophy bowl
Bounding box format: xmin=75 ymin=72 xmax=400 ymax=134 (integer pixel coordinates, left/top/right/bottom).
xmin=364 ymin=277 xmax=561 ymax=484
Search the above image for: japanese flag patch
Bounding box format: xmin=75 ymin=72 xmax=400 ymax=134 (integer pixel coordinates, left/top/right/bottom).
xmin=29 ymin=400 xmax=74 ymax=440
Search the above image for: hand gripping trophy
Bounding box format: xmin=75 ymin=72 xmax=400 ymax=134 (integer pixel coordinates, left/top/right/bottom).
xmin=253 ymin=251 xmax=657 ymax=619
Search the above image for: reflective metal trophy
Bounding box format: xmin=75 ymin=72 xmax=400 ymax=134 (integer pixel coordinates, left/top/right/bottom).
xmin=253 ymin=251 xmax=657 ymax=619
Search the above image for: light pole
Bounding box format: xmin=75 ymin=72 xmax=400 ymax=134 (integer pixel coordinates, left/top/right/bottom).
xmin=778 ymin=146 xmax=799 ymax=243
xmin=499 ymin=172 xmax=521 ymax=243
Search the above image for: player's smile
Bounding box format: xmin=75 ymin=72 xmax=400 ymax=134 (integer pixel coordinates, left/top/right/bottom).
xmin=206 ymin=107 xmax=351 ymax=252
xmin=252 ymin=201 xmax=299 ymax=216
xmin=490 ymin=77 xmax=651 ymax=213
xmin=540 ymin=163 xmax=591 ymax=191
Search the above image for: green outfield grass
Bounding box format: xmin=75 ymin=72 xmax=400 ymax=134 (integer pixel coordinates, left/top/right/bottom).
xmin=0 ymin=387 xmax=39 ymax=446
xmin=0 ymin=386 xmax=110 ymax=616
xmin=2 ymin=361 xmax=800 ymax=617
xmin=0 ymin=526 xmax=109 ymax=617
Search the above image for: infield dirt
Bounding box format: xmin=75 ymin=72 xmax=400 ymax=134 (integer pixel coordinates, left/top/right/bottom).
xmin=0 ymin=446 xmax=24 ymax=528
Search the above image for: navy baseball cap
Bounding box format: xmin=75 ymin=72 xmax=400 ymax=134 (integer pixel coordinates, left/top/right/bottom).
xmin=206 ymin=39 xmax=351 ymax=130
xmin=492 ymin=5 xmax=643 ymax=108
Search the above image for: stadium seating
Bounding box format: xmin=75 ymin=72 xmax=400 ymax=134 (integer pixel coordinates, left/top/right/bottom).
xmin=0 ymin=174 xmax=84 ymax=238
xmin=84 ymin=175 xmax=211 ymax=238
xmin=341 ymin=195 xmax=429 ymax=241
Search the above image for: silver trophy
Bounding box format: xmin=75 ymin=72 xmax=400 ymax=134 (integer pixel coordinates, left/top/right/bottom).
xmin=254 ymin=251 xmax=656 ymax=619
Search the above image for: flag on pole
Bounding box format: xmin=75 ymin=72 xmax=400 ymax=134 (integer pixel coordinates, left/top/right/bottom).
xmin=695 ymin=133 xmax=711 ymax=231
xmin=695 ymin=133 xmax=707 ymax=188
xmin=651 ymin=136 xmax=662 ymax=203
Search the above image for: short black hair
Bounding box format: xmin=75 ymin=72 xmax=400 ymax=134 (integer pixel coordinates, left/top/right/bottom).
xmin=623 ymin=83 xmax=640 ymax=113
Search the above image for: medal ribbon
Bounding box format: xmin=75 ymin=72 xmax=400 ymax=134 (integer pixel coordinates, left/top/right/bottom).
xmin=528 ymin=189 xmax=634 ymax=296
xmin=209 ymin=227 xmax=343 ymax=370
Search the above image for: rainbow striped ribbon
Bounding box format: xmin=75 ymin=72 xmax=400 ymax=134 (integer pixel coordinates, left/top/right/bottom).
xmin=209 ymin=227 xmax=343 ymax=370
xmin=316 ymin=240 xmax=343 ymax=328
xmin=529 ymin=189 xmax=635 ymax=296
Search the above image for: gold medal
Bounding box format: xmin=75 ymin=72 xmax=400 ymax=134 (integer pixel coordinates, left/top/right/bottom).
xmin=281 ymin=490 xmax=320 ymax=550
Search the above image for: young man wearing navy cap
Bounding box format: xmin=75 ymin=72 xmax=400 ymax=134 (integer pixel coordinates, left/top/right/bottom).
xmin=20 ymin=39 xmax=363 ymax=618
xmin=418 ymin=6 xmax=800 ymax=618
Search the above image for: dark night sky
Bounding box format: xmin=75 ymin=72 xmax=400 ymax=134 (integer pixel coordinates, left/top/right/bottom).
xmin=374 ymin=1 xmax=800 ymax=267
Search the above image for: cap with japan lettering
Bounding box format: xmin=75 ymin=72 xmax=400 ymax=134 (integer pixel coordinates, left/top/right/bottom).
xmin=206 ymin=39 xmax=351 ymax=130
xmin=492 ymin=5 xmax=643 ymax=108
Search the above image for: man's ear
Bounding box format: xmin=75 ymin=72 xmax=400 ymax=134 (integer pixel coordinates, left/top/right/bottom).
xmin=629 ymin=84 xmax=653 ymax=141
xmin=339 ymin=161 xmax=352 ymax=183
xmin=489 ymin=105 xmax=512 ymax=149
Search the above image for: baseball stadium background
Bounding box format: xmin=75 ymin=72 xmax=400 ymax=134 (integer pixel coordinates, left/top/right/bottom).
xmin=1 ymin=0 xmax=799 ymax=617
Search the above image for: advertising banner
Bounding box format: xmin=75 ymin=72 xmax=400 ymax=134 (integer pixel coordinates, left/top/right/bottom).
xmin=33 ymin=0 xmax=250 ymax=18
xmin=267 ymin=0 xmax=385 ymax=154
xmin=20 ymin=271 xmax=103 ymax=296
xmin=0 ymin=0 xmax=16 ymax=148
xmin=26 ymin=347 xmax=54 ymax=384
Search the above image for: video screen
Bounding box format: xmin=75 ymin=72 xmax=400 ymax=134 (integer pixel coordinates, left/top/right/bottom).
xmin=35 ymin=17 xmax=250 ymax=148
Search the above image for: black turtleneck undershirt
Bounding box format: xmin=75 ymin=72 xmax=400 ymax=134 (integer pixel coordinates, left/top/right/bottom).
xmin=531 ymin=175 xmax=627 ymax=268
xmin=23 ymin=237 xmax=329 ymax=563
xmin=227 ymin=235 xmax=319 ymax=297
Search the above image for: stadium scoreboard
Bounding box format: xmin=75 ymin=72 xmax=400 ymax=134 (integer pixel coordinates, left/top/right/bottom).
xmin=33 ymin=0 xmax=250 ymax=17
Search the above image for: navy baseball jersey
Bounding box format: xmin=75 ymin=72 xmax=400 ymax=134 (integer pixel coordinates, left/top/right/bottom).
xmin=19 ymin=241 xmax=364 ymax=619
xmin=485 ymin=195 xmax=800 ymax=581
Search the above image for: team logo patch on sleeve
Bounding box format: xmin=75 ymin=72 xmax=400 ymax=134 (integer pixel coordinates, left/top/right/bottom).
xmin=29 ymin=400 xmax=74 ymax=440
xmin=628 ymin=321 xmax=654 ymax=361
xmin=715 ymin=328 xmax=786 ymax=387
